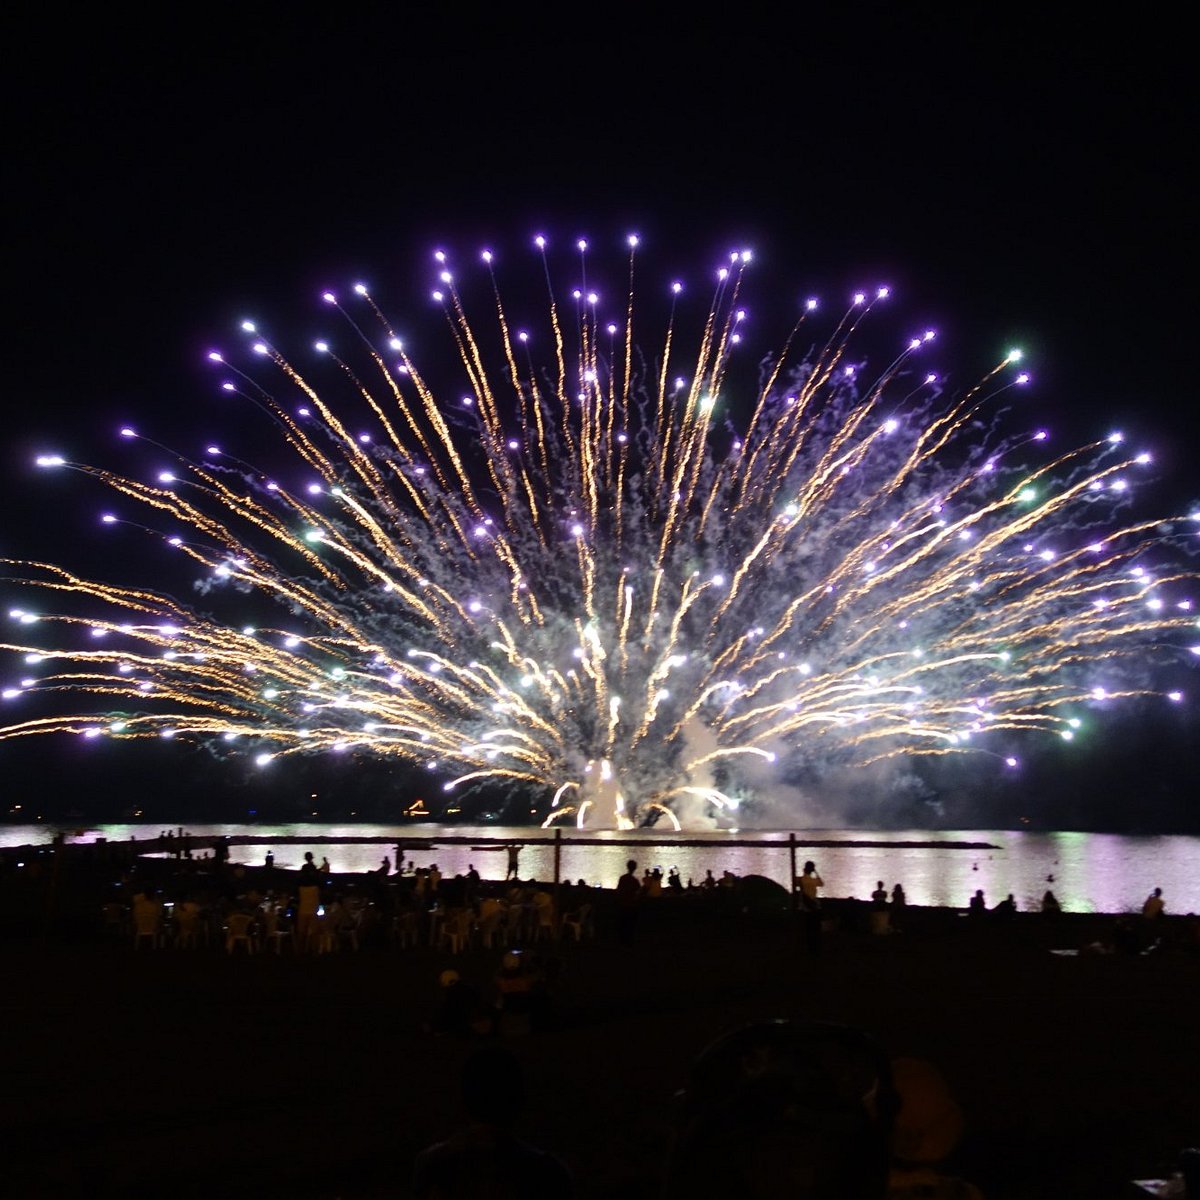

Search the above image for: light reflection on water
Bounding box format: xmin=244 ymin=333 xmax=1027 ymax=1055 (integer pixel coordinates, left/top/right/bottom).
xmin=4 ymin=823 xmax=1198 ymax=915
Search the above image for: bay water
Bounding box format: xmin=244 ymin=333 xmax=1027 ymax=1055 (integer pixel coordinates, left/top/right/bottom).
xmin=4 ymin=823 xmax=1197 ymax=915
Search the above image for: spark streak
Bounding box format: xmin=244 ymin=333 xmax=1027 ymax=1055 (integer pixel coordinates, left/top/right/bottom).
xmin=3 ymin=236 xmax=1197 ymax=828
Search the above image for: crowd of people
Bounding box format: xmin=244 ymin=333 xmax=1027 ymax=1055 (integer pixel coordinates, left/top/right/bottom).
xmin=6 ymin=834 xmax=1192 ymax=1200
xmin=109 ymin=848 xmax=609 ymax=959
xmin=99 ymin=836 xmax=1191 ymax=965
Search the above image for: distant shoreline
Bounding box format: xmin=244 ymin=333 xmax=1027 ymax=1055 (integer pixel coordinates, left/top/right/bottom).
xmin=1 ymin=831 xmax=1001 ymax=857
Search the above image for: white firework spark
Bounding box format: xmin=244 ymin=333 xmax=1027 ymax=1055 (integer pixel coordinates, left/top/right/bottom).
xmin=2 ymin=236 xmax=1197 ymax=829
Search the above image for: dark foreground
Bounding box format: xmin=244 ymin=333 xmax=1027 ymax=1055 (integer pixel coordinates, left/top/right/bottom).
xmin=3 ymin=883 xmax=1197 ymax=1199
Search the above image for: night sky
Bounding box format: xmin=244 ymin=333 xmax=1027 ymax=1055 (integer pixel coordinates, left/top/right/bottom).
xmin=3 ymin=9 xmax=1196 ymax=829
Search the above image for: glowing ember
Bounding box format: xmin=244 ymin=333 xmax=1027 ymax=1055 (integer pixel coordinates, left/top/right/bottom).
xmin=2 ymin=236 xmax=1197 ymax=829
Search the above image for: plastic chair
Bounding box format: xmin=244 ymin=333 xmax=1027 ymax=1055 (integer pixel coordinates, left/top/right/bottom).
xmin=506 ymin=901 xmax=535 ymax=944
xmin=438 ymin=907 xmax=473 ymax=954
xmin=224 ymin=911 xmax=258 ymax=955
xmin=132 ymin=901 xmax=164 ymax=950
xmin=261 ymin=906 xmax=293 ymax=954
xmin=391 ymin=910 xmax=419 ymax=949
xmin=336 ymin=907 xmax=362 ymax=952
xmin=561 ymin=902 xmax=594 ymax=942
xmin=532 ymin=895 xmax=557 ymax=942
xmin=173 ymin=906 xmax=203 ymax=949
xmin=475 ymin=901 xmax=508 ymax=949
xmin=313 ymin=911 xmax=342 ymax=954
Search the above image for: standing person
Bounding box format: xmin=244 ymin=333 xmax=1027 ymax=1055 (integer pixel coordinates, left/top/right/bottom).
xmin=615 ymin=859 xmax=642 ymax=947
xmin=890 ymin=882 xmax=907 ymax=931
xmin=796 ymin=860 xmax=824 ymax=954
xmin=870 ymin=880 xmax=891 ymax=935
xmin=131 ymin=883 xmax=164 ymax=948
xmin=505 ymin=842 xmax=524 ymax=881
xmin=296 ymin=876 xmax=321 ymax=952
xmin=1142 ymin=886 xmax=1165 ymax=921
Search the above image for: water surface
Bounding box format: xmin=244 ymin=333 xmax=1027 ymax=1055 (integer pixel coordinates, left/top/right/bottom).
xmin=5 ymin=823 xmax=1197 ymax=914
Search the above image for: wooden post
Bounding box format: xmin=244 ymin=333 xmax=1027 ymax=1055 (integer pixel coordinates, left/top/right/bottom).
xmin=553 ymin=827 xmax=562 ymax=940
xmin=789 ymin=832 xmax=799 ymax=952
xmin=44 ymin=831 xmax=65 ymax=938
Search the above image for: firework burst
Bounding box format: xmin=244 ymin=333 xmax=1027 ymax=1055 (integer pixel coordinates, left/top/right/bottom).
xmin=3 ymin=236 xmax=1197 ymax=828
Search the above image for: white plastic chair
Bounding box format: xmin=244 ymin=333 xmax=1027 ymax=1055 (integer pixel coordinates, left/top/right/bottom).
xmin=391 ymin=910 xmax=419 ymax=949
xmin=132 ymin=901 xmax=164 ymax=950
xmin=561 ymin=903 xmax=594 ymax=941
xmin=438 ymin=907 xmax=473 ymax=954
xmin=261 ymin=906 xmax=293 ymax=954
xmin=475 ymin=901 xmax=508 ymax=949
xmin=224 ymin=912 xmax=258 ymax=955
xmin=532 ymin=894 xmax=557 ymax=942
xmin=173 ymin=905 xmax=203 ymax=949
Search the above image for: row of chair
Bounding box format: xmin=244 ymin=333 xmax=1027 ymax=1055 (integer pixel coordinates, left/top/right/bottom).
xmin=405 ymin=901 xmax=595 ymax=955
xmin=114 ymin=896 xmax=597 ymax=956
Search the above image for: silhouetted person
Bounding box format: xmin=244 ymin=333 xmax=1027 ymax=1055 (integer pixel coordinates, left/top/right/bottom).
xmin=968 ymin=889 xmax=986 ymax=918
xmin=1142 ymin=886 xmax=1165 ymax=920
xmin=1041 ymin=889 xmax=1061 ymax=916
xmin=662 ymin=1018 xmax=896 ymax=1200
xmin=412 ymin=1044 xmax=575 ymax=1199
xmin=615 ymin=859 xmax=642 ymax=946
xmin=992 ymin=893 xmax=1016 ymax=920
xmin=869 ymin=880 xmax=891 ymax=935
xmin=797 ymin=860 xmax=824 ymax=953
xmin=505 ymin=842 xmax=523 ymax=880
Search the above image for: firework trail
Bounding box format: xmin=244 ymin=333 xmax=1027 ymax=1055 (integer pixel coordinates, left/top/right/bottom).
xmin=2 ymin=236 xmax=1197 ymax=828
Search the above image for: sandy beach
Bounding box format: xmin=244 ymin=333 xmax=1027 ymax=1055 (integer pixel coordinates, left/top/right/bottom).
xmin=3 ymin=856 xmax=1197 ymax=1200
